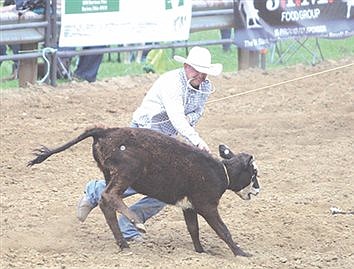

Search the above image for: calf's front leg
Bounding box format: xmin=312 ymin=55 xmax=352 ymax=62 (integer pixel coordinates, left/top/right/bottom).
xmin=199 ymin=207 xmax=251 ymax=257
xmin=183 ymin=208 xmax=204 ymax=253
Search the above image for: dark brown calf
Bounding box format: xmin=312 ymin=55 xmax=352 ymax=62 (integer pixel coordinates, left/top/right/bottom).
xmin=28 ymin=127 xmax=260 ymax=256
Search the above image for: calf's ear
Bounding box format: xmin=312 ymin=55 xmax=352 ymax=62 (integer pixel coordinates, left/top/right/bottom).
xmin=219 ymin=144 xmax=235 ymax=159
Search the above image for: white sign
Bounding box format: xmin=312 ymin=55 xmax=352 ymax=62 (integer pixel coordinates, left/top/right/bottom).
xmin=59 ymin=0 xmax=192 ymax=47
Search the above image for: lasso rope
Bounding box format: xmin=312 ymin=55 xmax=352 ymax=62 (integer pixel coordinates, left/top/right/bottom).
xmin=206 ymin=62 xmax=354 ymax=105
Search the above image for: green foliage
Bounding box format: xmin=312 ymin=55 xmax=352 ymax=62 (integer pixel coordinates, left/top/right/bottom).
xmin=1 ymin=30 xmax=353 ymax=90
xmin=145 ymin=49 xmax=170 ymax=74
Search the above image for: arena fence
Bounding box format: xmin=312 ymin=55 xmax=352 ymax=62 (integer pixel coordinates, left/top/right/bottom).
xmin=0 ymin=0 xmax=261 ymax=86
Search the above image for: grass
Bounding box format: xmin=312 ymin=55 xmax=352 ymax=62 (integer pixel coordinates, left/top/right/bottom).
xmin=1 ymin=30 xmax=354 ymax=89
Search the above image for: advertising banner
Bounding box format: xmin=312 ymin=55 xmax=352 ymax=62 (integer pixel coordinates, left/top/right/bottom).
xmin=234 ymin=0 xmax=354 ymax=50
xmin=59 ymin=0 xmax=192 ymax=47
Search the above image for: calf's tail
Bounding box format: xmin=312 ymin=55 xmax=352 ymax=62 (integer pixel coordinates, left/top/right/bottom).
xmin=27 ymin=127 xmax=105 ymax=167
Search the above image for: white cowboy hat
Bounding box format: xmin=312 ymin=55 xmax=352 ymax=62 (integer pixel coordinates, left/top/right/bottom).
xmin=173 ymin=46 xmax=223 ymax=76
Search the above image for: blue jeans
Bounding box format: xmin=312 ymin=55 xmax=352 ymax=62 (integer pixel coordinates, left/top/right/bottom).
xmin=74 ymin=46 xmax=106 ymax=82
xmin=59 ymin=46 xmax=105 ymax=82
xmin=85 ymin=179 xmax=166 ymax=239
xmin=220 ymin=28 xmax=232 ymax=52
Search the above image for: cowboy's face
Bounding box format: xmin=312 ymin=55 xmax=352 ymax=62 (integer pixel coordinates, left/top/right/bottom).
xmin=184 ymin=64 xmax=207 ymax=88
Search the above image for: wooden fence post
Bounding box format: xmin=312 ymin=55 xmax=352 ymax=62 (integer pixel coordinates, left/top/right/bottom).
xmin=18 ymin=43 xmax=38 ymax=87
xmin=237 ymin=48 xmax=260 ymax=70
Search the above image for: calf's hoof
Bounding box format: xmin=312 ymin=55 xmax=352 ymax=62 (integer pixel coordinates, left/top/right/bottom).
xmin=235 ymin=248 xmax=252 ymax=257
xmin=120 ymin=249 xmax=133 ymax=256
xmin=194 ymin=246 xmax=204 ymax=253
xmin=118 ymin=240 xmax=130 ymax=250
xmin=135 ymin=223 xmax=147 ymax=233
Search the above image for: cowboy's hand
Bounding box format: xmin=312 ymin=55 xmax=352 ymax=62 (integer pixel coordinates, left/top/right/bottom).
xmin=197 ymin=139 xmax=211 ymax=153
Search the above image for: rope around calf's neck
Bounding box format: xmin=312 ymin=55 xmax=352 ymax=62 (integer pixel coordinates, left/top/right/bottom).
xmin=222 ymin=163 xmax=230 ymax=188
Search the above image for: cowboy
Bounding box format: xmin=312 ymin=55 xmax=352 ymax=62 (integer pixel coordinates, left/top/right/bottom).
xmin=77 ymin=46 xmax=223 ymax=241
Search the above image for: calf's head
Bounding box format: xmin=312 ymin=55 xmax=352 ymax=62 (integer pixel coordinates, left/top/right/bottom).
xmin=219 ymin=144 xmax=260 ymax=200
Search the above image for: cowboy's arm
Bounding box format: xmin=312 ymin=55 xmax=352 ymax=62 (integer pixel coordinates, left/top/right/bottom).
xmin=186 ymin=107 xmax=204 ymax=127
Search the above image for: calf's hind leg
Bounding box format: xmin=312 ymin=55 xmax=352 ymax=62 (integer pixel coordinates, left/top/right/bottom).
xmin=99 ymin=180 xmax=146 ymax=249
xmin=99 ymin=195 xmax=129 ymax=249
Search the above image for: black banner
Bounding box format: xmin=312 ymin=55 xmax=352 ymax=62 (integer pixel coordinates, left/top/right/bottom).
xmin=234 ymin=0 xmax=354 ymax=50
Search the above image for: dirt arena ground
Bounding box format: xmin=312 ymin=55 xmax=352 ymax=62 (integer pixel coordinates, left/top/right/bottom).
xmin=1 ymin=58 xmax=353 ymax=269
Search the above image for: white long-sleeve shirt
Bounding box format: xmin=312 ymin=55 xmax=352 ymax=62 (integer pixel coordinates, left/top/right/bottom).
xmin=132 ymin=68 xmax=213 ymax=146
